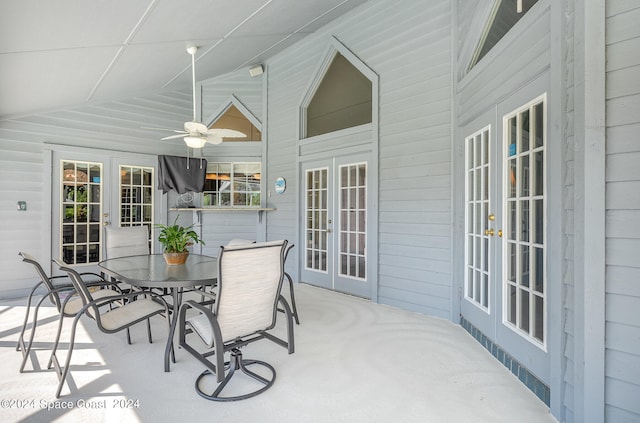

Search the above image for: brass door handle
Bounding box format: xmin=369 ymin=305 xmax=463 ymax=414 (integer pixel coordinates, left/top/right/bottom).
xmin=498 ymin=229 xmax=503 ymax=238
xmin=484 ymin=228 xmax=494 ymax=236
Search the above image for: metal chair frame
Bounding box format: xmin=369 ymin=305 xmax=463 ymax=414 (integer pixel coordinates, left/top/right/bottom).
xmin=178 ymin=240 xmax=295 ymax=401
xmin=17 ymin=252 xmax=121 ymax=372
xmin=51 ymin=262 xmax=171 ymax=398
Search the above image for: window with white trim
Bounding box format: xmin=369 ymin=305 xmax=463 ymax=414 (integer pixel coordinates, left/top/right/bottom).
xmin=202 ymin=162 xmax=261 ymax=207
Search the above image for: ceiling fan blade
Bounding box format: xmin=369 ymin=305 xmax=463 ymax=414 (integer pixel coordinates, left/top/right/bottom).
xmin=161 ymin=133 xmax=187 ymax=140
xmin=184 ymin=121 xmax=208 ymax=133
xmin=206 ymin=134 xmax=224 ymax=145
xmin=206 ymin=128 xmax=247 ymax=138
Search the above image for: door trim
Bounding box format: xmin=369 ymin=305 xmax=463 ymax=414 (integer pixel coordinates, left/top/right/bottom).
xmin=45 ymin=144 xmax=166 ymax=275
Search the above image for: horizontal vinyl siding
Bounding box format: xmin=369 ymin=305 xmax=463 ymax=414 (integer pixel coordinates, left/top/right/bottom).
xmin=375 ymin=0 xmax=452 ymax=317
xmin=200 ymin=70 xmax=263 ymax=123
xmin=266 ymin=0 xmax=453 ymax=315
xmin=458 ymin=4 xmax=551 ymax=123
xmin=604 ymin=1 xmax=640 ymax=421
xmin=0 ymin=91 xmax=191 ymax=296
xmin=563 ymin=0 xmax=576 ymax=421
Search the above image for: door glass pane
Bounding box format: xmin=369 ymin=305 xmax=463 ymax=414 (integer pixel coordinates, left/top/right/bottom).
xmin=305 ymin=168 xmax=329 ymax=273
xmin=520 ymin=289 xmax=530 ymax=332
xmin=464 ymin=128 xmax=491 ymax=311
xmin=338 ymin=163 xmax=366 ymax=280
xmin=61 ymin=160 xmax=102 ymax=265
xmin=520 ymin=110 xmax=530 ymax=153
xmin=503 ymin=98 xmax=545 ymax=345
xmin=119 ymin=165 xmax=153 ymax=251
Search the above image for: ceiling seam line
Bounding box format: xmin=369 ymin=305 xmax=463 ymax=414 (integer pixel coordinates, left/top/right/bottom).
xmin=86 ymin=0 xmax=159 ymax=101
xmin=162 ymin=0 xmax=274 ymax=88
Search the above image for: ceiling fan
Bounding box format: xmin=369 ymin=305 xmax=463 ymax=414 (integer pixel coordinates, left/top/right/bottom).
xmin=150 ymin=46 xmax=246 ymax=148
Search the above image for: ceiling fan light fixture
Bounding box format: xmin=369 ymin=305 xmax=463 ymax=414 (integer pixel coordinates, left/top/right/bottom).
xmin=184 ymin=136 xmax=207 ymax=148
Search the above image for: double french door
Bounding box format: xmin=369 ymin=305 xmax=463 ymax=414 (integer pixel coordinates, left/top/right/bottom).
xmin=461 ymin=94 xmax=549 ymax=385
xmin=51 ymin=149 xmax=161 ymax=271
xmin=300 ymin=156 xmax=371 ymax=298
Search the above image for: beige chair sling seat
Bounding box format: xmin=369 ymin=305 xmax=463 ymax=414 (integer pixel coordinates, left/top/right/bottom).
xmin=179 ymin=240 xmax=295 ymax=401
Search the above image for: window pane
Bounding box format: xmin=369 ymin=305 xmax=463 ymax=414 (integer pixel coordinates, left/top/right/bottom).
xmin=535 ymin=102 xmax=544 ymax=148
xmin=520 ymin=289 xmax=530 ymax=333
xmin=520 ymin=110 xmax=530 ymax=153
xmin=520 ymin=155 xmax=529 ymax=197
xmin=534 ymin=247 xmax=544 ymax=293
xmin=508 ymin=284 xmax=517 ymax=324
xmin=521 ymin=244 xmax=530 ymax=287
xmin=306 ymin=53 xmax=372 ymax=138
xmin=534 ymin=151 xmax=544 ymax=196
xmin=534 ymin=295 xmax=544 ymax=341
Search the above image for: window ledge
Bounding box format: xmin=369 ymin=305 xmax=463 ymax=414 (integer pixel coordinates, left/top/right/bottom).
xmin=170 ymin=207 xmax=275 ymax=212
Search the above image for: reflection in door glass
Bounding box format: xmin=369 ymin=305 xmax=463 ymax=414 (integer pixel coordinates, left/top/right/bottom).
xmin=61 ymin=160 xmax=102 ymax=265
xmin=504 ymin=97 xmax=546 ymax=346
xmin=120 ymin=166 xmax=154 ymax=250
xmin=339 ymin=163 xmax=366 ymax=280
xmin=464 ymin=128 xmax=490 ymax=310
xmin=305 ymin=168 xmax=328 ymax=272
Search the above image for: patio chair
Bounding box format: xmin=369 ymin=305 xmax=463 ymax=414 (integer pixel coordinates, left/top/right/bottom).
xmin=16 ymin=252 xmax=122 ymax=372
xmin=105 ymin=225 xmax=159 ymax=339
xmin=105 ymin=225 xmax=149 ymax=259
xmin=178 ymin=240 xmax=295 ymax=401
xmin=226 ymin=238 xmax=256 ymax=246
xmin=105 ymin=225 xmax=149 ymax=289
xmin=282 ymin=243 xmax=300 ymax=325
xmin=51 ymin=260 xmax=171 ymax=398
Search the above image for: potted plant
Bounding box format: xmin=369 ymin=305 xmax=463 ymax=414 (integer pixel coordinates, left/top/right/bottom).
xmin=155 ymin=216 xmax=205 ymax=265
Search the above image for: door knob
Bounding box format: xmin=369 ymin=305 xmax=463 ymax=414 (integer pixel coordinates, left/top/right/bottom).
xmin=498 ymin=229 xmax=503 ymax=238
xmin=484 ymin=228 xmax=494 ymax=236
xmin=488 ymin=214 xmax=495 ymax=221
xmin=326 ymin=228 xmax=332 ymax=233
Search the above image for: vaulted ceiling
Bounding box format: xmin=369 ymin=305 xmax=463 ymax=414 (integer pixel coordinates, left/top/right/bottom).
xmin=0 ymin=0 xmax=368 ymax=119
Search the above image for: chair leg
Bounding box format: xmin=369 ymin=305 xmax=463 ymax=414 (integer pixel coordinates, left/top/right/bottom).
xmin=146 ymin=319 xmax=153 ymax=343
xmin=47 ymin=312 xmax=67 ymax=369
xmin=16 ymin=282 xmax=43 ymax=351
xmin=52 ymin=314 xmax=83 ymax=398
xmin=19 ymin=295 xmax=50 ymax=372
xmin=195 ymin=348 xmax=276 ymax=402
xmin=126 ymin=327 xmax=131 ymax=344
xmin=285 ymin=272 xmax=300 ymax=325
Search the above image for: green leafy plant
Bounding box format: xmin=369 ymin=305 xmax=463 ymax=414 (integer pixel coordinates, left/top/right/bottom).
xmin=155 ymin=216 xmax=205 ymax=253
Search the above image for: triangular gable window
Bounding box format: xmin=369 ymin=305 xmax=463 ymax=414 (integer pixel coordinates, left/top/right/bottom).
xmin=470 ymin=0 xmax=539 ymax=70
xmin=208 ymin=99 xmax=261 ymax=142
xmin=304 ymin=52 xmax=372 ymax=138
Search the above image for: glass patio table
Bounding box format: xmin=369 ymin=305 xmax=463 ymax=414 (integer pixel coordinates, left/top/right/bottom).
xmin=98 ymin=253 xmax=218 ymax=372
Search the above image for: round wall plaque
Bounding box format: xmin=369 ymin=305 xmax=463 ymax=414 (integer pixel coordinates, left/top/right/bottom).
xmin=274 ymin=177 xmax=286 ymax=194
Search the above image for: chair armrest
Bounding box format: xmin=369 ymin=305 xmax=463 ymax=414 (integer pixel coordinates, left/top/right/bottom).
xmin=179 ymin=300 xmax=221 ymax=348
xmin=88 ymin=290 xmax=169 ymax=309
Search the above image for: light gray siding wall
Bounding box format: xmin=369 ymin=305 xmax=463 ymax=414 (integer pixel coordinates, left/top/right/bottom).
xmin=265 ymin=0 xmax=453 ymax=317
xmin=604 ymin=2 xmax=640 ymax=421
xmin=201 ymin=70 xmax=263 ymax=123
xmin=0 ymin=91 xmax=191 ymax=297
xmin=561 ymin=0 xmax=576 ymax=421
xmin=182 ymin=70 xmax=265 ymax=252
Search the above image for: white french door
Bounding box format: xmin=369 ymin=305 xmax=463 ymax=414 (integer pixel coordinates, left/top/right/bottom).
xmin=51 ymin=148 xmax=162 ymax=272
xmin=461 ymin=94 xmax=549 ymax=385
xmin=300 ymin=155 xmax=371 ymax=298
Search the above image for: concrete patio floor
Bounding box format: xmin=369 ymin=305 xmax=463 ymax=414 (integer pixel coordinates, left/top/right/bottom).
xmin=0 ymin=283 xmax=557 ymax=423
